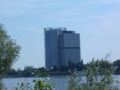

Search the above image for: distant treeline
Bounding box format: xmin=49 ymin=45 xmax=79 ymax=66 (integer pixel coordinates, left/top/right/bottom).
xmin=6 ymin=59 xmax=120 ymax=77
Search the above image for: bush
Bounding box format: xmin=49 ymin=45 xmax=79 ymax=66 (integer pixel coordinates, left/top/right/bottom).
xmin=68 ymin=58 xmax=119 ymax=90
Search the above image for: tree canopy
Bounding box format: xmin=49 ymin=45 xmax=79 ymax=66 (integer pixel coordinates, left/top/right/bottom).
xmin=113 ymin=59 xmax=120 ymax=74
xmin=0 ymin=24 xmax=20 ymax=78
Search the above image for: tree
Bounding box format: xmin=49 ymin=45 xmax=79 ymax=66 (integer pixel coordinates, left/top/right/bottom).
xmin=113 ymin=59 xmax=120 ymax=74
xmin=23 ymin=66 xmax=34 ymax=77
xmin=0 ymin=24 xmax=20 ymax=78
xmin=68 ymin=58 xmax=118 ymax=90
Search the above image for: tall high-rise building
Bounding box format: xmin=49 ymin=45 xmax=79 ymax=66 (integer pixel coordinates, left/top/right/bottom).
xmin=44 ymin=28 xmax=81 ymax=67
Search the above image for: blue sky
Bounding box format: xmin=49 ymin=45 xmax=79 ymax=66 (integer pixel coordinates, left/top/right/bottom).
xmin=0 ymin=0 xmax=120 ymax=69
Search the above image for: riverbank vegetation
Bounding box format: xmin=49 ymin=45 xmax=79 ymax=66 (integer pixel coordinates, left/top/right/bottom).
xmin=68 ymin=58 xmax=119 ymax=90
xmin=3 ymin=58 xmax=120 ymax=90
xmin=5 ymin=59 xmax=120 ymax=78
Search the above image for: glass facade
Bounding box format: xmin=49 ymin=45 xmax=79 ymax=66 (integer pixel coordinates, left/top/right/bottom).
xmin=44 ymin=28 xmax=81 ymax=67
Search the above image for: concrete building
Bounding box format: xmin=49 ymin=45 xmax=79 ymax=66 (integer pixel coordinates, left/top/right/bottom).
xmin=44 ymin=28 xmax=81 ymax=67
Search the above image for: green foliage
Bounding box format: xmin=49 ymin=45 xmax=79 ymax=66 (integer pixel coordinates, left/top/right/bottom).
xmin=33 ymin=79 xmax=54 ymax=90
xmin=0 ymin=24 xmax=20 ymax=78
xmin=14 ymin=69 xmax=55 ymax=90
xmin=0 ymin=80 xmax=8 ymax=90
xmin=68 ymin=58 xmax=119 ymax=90
xmin=32 ymin=68 xmax=55 ymax=90
xmin=6 ymin=59 xmax=120 ymax=77
xmin=14 ymin=82 xmax=32 ymax=90
xmin=113 ymin=59 xmax=120 ymax=74
xmin=14 ymin=78 xmax=55 ymax=90
xmin=0 ymin=81 xmax=5 ymax=90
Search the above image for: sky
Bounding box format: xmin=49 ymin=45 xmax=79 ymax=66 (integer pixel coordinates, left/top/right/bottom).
xmin=0 ymin=0 xmax=120 ymax=69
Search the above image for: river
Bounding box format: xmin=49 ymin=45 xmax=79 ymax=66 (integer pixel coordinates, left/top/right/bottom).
xmin=2 ymin=75 xmax=120 ymax=90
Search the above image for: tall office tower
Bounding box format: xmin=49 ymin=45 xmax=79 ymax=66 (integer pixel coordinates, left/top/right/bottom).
xmin=44 ymin=28 xmax=81 ymax=67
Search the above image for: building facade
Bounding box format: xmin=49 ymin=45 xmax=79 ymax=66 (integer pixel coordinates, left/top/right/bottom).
xmin=44 ymin=28 xmax=81 ymax=67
